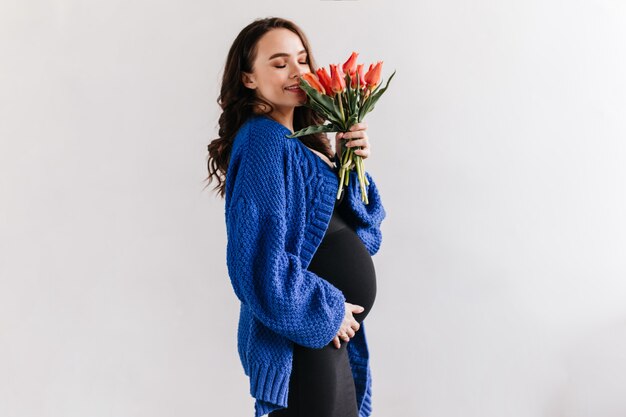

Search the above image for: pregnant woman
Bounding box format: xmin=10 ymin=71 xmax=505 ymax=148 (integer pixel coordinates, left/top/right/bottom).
xmin=272 ymin=185 xmax=379 ymax=417
xmin=205 ymin=17 xmax=386 ymax=417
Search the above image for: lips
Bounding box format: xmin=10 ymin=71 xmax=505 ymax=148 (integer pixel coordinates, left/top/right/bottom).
xmin=286 ymin=87 xmax=304 ymax=95
xmin=285 ymin=84 xmax=303 ymax=92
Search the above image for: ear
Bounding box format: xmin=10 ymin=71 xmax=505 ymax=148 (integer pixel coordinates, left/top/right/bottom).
xmin=241 ymin=72 xmax=257 ymax=90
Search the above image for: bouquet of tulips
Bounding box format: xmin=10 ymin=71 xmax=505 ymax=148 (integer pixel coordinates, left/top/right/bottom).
xmin=286 ymin=52 xmax=395 ymax=204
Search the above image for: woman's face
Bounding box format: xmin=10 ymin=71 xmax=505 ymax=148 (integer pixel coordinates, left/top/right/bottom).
xmin=242 ymin=28 xmax=311 ymax=122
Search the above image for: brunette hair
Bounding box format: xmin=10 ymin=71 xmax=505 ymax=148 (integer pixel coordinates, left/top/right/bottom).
xmin=204 ymin=17 xmax=333 ymax=198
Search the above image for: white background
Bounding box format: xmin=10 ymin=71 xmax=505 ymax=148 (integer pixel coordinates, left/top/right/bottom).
xmin=2 ymin=1 xmax=626 ymax=416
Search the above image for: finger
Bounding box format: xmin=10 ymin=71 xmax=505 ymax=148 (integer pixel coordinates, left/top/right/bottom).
xmin=333 ymin=336 xmax=341 ymax=349
xmin=349 ymin=122 xmax=368 ymax=131
xmin=350 ymin=304 xmax=365 ymax=313
xmin=350 ymin=319 xmax=360 ymax=331
xmin=355 ymin=148 xmax=370 ymax=158
xmin=345 ymin=138 xmax=367 ymax=148
xmin=351 ymin=321 xmax=361 ymax=332
xmin=341 ymin=331 xmax=350 ymax=342
xmin=346 ymin=327 xmax=355 ymax=338
xmin=343 ymin=131 xmax=366 ymax=141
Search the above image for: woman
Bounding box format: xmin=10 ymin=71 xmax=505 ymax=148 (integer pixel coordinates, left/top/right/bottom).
xmin=206 ymin=17 xmax=386 ymax=417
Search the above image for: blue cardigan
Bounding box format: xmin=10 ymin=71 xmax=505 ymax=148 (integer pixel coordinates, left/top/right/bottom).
xmin=224 ymin=114 xmax=386 ymax=417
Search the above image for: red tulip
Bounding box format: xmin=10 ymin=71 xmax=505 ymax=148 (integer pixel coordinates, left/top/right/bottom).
xmin=302 ymin=72 xmax=325 ymax=95
xmin=356 ymin=63 xmax=366 ymax=89
xmin=364 ymin=61 xmax=383 ymax=90
xmin=342 ymin=51 xmax=359 ymax=75
xmin=350 ymin=63 xmax=367 ymax=89
xmin=329 ymin=64 xmax=346 ymax=94
xmin=316 ymin=67 xmax=333 ymax=95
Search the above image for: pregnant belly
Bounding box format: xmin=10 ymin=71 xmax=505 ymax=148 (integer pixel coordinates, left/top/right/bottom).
xmin=307 ymin=210 xmax=377 ymax=323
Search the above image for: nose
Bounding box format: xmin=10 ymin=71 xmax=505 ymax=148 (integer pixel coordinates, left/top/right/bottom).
xmin=291 ymin=62 xmax=307 ymax=79
xmin=291 ymin=68 xmax=304 ymax=79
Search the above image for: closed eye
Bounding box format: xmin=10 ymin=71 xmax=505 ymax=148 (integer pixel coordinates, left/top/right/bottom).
xmin=275 ymin=62 xmax=308 ymax=68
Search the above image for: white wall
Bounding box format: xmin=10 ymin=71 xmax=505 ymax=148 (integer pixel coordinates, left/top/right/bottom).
xmin=2 ymin=1 xmax=626 ymax=416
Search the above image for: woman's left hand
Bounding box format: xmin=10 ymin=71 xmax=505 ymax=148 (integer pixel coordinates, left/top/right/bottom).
xmin=335 ymin=122 xmax=371 ymax=160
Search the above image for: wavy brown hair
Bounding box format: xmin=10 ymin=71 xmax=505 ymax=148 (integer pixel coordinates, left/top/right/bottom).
xmin=204 ymin=17 xmax=333 ymax=198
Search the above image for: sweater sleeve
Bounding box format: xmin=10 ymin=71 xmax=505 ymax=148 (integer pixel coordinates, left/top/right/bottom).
xmin=225 ymin=126 xmax=346 ymax=349
xmin=339 ymin=169 xmax=387 ymax=256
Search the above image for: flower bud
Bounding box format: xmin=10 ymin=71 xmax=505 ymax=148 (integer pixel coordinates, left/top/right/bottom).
xmin=316 ymin=67 xmax=333 ymax=96
xmin=330 ymin=64 xmax=346 ymax=94
xmin=302 ymin=72 xmax=325 ymax=94
xmin=342 ymin=51 xmax=359 ymax=75
xmin=364 ymin=61 xmax=383 ymax=90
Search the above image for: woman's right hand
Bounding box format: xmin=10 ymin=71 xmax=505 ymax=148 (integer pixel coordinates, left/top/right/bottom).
xmin=332 ymin=302 xmax=364 ymax=349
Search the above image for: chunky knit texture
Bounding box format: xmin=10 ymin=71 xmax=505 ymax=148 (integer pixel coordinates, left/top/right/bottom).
xmin=224 ymin=114 xmax=386 ymax=417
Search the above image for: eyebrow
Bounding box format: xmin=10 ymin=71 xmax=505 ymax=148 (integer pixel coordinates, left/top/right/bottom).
xmin=268 ymin=49 xmax=307 ymax=61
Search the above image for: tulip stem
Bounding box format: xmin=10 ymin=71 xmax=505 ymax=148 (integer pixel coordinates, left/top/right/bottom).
xmin=337 ymin=92 xmax=345 ymax=122
xmin=356 ymin=155 xmax=365 ymax=203
xmin=337 ymin=167 xmax=346 ymax=200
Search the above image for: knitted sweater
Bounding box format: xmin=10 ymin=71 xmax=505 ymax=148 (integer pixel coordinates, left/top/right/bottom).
xmin=224 ymin=114 xmax=386 ymax=417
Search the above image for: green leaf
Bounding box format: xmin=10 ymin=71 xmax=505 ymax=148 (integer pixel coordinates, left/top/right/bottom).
xmin=358 ymin=82 xmax=382 ymax=121
xmin=359 ymin=69 xmax=396 ymax=120
xmin=345 ymin=73 xmax=356 ymax=114
xmin=358 ymin=96 xmax=374 ymax=121
xmin=369 ymin=69 xmax=396 ymax=103
xmin=298 ymin=78 xmax=342 ymax=121
xmin=285 ymin=123 xmax=337 ymax=138
xmin=347 ymin=113 xmax=359 ymax=127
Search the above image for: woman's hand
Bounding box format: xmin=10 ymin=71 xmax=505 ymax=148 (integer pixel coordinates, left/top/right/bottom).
xmin=332 ymin=302 xmax=364 ymax=349
xmin=335 ymin=122 xmax=371 ymax=161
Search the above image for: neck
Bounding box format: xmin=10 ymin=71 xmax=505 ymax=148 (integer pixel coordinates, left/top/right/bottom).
xmin=268 ymin=108 xmax=296 ymax=133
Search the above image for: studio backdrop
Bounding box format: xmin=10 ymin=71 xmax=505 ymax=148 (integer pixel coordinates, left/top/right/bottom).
xmin=1 ymin=1 xmax=626 ymax=416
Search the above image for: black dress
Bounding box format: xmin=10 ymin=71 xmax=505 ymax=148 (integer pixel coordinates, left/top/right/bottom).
xmin=269 ymin=177 xmax=378 ymax=417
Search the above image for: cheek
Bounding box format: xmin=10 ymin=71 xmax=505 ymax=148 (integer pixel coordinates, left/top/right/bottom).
xmin=259 ymin=73 xmax=284 ymax=92
xmin=258 ymin=74 xmax=277 ymax=97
